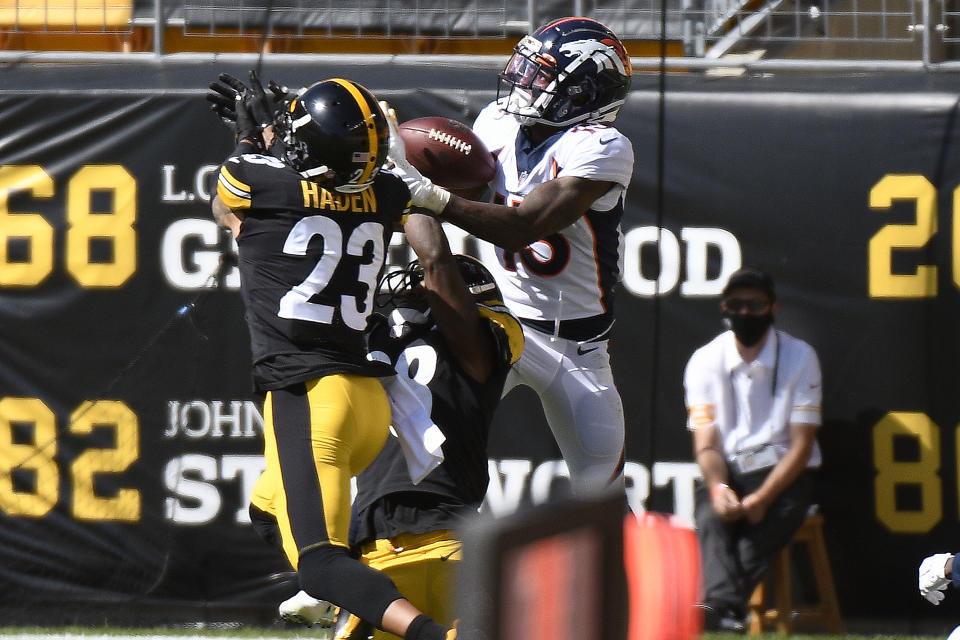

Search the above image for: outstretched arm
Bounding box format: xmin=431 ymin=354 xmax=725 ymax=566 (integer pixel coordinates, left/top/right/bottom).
xmin=378 ymin=98 xmax=613 ymax=251
xmin=437 ymin=176 xmax=613 ymax=251
xmin=404 ymin=213 xmax=497 ymax=383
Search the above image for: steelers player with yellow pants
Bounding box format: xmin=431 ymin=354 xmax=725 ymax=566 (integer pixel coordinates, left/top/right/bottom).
xmin=264 ymin=214 xmax=521 ymax=639
xmin=338 ymin=214 xmax=522 ymax=639
xmin=210 ymin=73 xmax=455 ymax=640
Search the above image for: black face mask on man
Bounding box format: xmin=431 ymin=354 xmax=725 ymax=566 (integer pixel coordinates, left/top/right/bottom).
xmin=722 ymin=311 xmax=774 ymax=347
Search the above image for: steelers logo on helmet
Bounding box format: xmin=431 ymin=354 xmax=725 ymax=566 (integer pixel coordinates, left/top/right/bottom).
xmin=280 ymin=78 xmax=389 ymax=193
xmin=498 ymin=17 xmax=632 ymax=128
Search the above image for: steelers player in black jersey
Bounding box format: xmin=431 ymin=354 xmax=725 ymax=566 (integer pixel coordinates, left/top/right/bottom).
xmin=333 ymin=213 xmax=523 ymax=639
xmin=261 ymin=212 xmax=523 ymax=640
xmin=209 ymin=74 xmax=456 ymax=640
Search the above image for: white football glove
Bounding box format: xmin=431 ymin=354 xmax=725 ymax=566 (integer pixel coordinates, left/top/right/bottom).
xmin=379 ymin=100 xmax=451 ymax=215
xmin=919 ymin=553 xmax=953 ymax=605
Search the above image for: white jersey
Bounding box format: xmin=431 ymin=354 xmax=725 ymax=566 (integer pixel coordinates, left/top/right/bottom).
xmin=472 ymin=100 xmax=634 ymax=326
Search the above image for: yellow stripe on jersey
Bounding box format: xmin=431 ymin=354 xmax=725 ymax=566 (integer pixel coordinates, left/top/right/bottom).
xmin=687 ymin=404 xmax=716 ymax=428
xmin=217 ymin=164 xmax=252 ymax=210
xmin=477 ymin=303 xmax=524 ymax=365
xmin=792 ymin=406 xmax=822 ymax=419
xmin=329 ymin=77 xmax=379 ymax=187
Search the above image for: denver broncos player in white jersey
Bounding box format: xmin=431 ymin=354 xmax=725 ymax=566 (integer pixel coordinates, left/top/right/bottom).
xmin=387 ymin=17 xmax=634 ymax=494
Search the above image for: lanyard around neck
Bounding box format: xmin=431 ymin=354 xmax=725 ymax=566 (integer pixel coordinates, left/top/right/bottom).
xmin=729 ymin=330 xmax=779 ymax=397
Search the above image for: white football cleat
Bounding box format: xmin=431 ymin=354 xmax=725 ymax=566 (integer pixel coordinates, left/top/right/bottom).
xmin=278 ymin=589 xmax=337 ymax=627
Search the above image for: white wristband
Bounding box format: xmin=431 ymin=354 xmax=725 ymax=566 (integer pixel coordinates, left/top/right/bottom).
xmin=711 ymin=483 xmax=729 ymax=500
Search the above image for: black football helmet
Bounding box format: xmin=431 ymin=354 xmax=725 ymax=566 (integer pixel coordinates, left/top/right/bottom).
xmin=498 ymin=17 xmax=632 ymax=128
xmin=377 ymin=254 xmax=502 ymax=313
xmin=279 ymin=78 xmax=389 ymax=193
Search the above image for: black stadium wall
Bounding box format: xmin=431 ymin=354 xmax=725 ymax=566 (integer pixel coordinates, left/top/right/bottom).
xmin=1 ymin=61 xmax=958 ymax=629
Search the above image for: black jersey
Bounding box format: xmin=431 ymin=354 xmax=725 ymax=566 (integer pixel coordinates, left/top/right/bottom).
xmin=217 ymin=147 xmax=409 ymax=390
xmin=352 ymin=306 xmax=522 ymax=546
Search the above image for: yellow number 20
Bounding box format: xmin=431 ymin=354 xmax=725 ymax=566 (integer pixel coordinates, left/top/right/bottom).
xmin=868 ymin=174 xmax=938 ymax=298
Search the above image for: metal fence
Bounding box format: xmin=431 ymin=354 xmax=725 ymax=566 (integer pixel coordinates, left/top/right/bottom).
xmin=0 ymin=0 xmax=955 ymax=68
xmin=179 ymin=1 xmax=512 ymax=39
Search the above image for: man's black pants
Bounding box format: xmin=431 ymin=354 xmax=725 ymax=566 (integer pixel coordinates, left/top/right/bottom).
xmin=694 ymin=468 xmax=815 ymax=618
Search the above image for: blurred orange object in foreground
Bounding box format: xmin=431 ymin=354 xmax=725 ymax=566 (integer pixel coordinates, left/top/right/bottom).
xmin=624 ymin=511 xmax=703 ymax=640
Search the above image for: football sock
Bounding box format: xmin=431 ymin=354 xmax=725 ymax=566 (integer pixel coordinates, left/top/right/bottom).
xmin=404 ymin=613 xmax=451 ymax=640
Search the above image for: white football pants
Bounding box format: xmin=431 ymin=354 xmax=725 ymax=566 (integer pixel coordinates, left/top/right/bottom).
xmin=501 ymin=324 xmax=626 ymax=495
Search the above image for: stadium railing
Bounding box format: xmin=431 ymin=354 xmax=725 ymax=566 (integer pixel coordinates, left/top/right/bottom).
xmin=0 ymin=2 xmax=957 ymax=84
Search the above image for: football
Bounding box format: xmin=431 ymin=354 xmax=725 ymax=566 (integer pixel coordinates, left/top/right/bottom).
xmin=398 ymin=116 xmax=496 ymax=190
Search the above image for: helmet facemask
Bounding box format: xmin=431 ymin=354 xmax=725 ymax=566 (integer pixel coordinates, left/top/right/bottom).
xmin=374 ymin=255 xmax=501 ymax=337
xmin=498 ymin=19 xmax=632 ymax=128
xmin=376 ymin=261 xmax=431 ymax=333
xmin=499 ymin=35 xmax=561 ymax=127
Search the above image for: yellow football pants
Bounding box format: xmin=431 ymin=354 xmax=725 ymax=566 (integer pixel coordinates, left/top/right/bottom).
xmin=336 ymin=530 xmax=462 ymax=640
xmin=259 ymin=374 xmax=390 ymax=568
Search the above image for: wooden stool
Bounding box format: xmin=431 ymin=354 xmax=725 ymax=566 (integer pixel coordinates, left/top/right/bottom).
xmin=747 ymin=512 xmax=843 ymax=635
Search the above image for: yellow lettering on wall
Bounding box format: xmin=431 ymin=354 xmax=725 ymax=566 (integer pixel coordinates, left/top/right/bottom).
xmin=0 ymin=397 xmax=58 ymax=517
xmin=69 ymin=400 xmax=141 ymax=522
xmin=868 ymin=174 xmax=937 ymax=298
xmin=0 ymin=165 xmax=55 ymax=287
xmin=873 ymin=411 xmax=941 ymax=533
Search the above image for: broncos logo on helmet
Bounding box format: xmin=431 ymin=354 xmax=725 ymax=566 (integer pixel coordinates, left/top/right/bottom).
xmin=498 ymin=17 xmax=632 ymax=128
xmin=278 ymin=78 xmax=390 ymax=193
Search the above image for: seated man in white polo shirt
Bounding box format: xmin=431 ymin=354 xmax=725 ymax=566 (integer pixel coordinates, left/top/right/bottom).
xmin=683 ymin=268 xmax=823 ymax=633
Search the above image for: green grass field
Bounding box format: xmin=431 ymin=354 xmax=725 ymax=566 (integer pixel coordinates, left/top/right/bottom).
xmin=0 ymin=628 xmax=947 ymax=640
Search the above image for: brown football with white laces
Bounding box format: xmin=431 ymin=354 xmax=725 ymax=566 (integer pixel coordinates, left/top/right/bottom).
xmin=398 ymin=116 xmax=497 ymax=190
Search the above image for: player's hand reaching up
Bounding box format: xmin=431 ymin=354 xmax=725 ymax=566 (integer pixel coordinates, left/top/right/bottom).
xmin=379 ymin=100 xmax=450 ymax=215
xmin=206 ymin=70 xmax=285 ymax=148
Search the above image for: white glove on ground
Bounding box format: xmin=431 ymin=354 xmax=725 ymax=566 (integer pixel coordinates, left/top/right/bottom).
xmin=919 ymin=553 xmax=953 ymax=605
xmin=379 ymin=101 xmax=451 ymax=215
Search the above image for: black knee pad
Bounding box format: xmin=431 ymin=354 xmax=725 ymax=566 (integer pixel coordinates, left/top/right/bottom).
xmin=249 ymin=504 xmax=284 ymax=553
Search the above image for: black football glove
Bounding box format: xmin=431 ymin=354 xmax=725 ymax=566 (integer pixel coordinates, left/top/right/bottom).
xmin=206 ymin=73 xmax=238 ymax=121
xmin=266 ymin=79 xmax=298 ymax=117
xmin=206 ymin=70 xmax=279 ymax=147
xmin=244 ymin=69 xmax=275 ymax=127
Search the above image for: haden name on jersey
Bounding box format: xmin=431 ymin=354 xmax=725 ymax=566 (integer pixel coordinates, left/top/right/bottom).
xmin=300 ymin=179 xmax=379 ymax=213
